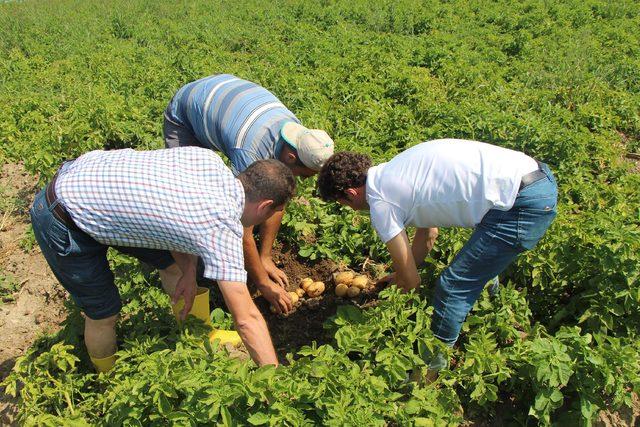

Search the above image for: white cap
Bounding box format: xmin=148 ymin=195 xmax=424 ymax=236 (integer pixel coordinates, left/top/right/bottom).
xmin=281 ymin=122 xmax=334 ymax=171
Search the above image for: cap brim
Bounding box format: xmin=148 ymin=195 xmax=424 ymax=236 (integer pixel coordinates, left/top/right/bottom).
xmin=281 ymin=122 xmax=307 ymax=148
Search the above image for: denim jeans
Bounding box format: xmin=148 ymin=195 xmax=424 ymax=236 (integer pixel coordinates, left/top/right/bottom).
xmin=430 ymin=163 xmax=558 ymax=360
xmin=30 ymin=188 xmax=175 ymax=319
xmin=163 ymin=114 xmax=200 ymax=148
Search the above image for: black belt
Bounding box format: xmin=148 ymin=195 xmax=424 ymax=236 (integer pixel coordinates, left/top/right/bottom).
xmin=45 ymin=171 xmax=78 ymax=230
xmin=519 ymin=161 xmax=547 ymax=191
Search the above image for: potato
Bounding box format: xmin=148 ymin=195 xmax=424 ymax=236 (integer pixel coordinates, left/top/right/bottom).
xmin=334 ymin=271 xmax=355 ymax=285
xmin=306 ymin=281 xmax=325 ymax=298
xmin=288 ymin=291 xmax=299 ymax=305
xmin=335 ymin=283 xmax=349 ymax=297
xmin=300 ymin=277 xmax=314 ymax=291
xmin=351 ymin=275 xmax=368 ymax=289
xmin=347 ymin=286 xmax=361 ymax=297
xmin=295 ymin=288 xmax=306 ymax=298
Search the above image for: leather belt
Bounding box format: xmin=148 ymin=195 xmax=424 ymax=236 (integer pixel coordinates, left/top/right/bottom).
xmin=519 ymin=161 xmax=547 ymax=191
xmin=45 ymin=171 xmax=78 ymax=230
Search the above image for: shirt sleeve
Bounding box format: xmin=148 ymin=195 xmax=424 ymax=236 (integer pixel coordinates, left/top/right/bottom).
xmin=200 ymin=222 xmax=247 ymax=283
xmin=228 ymin=149 xmax=260 ymax=177
xmin=369 ymin=199 xmax=406 ymax=244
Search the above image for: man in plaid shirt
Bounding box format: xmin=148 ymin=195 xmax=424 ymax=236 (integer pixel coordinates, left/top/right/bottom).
xmin=30 ymin=147 xmax=295 ymax=371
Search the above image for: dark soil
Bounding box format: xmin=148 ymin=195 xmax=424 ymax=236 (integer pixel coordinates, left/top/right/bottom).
xmin=200 ymin=243 xmax=382 ymax=363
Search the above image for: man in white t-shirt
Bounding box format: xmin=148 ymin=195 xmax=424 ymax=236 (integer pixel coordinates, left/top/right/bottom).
xmin=317 ymin=139 xmax=558 ymax=367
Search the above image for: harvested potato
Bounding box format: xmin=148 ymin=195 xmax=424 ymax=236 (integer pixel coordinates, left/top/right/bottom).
xmin=300 ymin=277 xmax=314 ymax=291
xmin=295 ymin=288 xmax=306 ymax=298
xmin=288 ymin=291 xmax=299 ymax=305
xmin=351 ymin=275 xmax=368 ymax=289
xmin=334 ymin=271 xmax=355 ymax=285
xmin=335 ymin=283 xmax=349 ymax=297
xmin=347 ymin=286 xmax=361 ymax=297
xmin=306 ymin=281 xmax=325 ymax=298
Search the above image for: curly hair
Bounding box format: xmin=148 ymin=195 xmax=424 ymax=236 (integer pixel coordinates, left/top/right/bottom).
xmin=316 ymin=152 xmax=372 ymax=201
xmin=238 ymin=159 xmax=296 ymax=207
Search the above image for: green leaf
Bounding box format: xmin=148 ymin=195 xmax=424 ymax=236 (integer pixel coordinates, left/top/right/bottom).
xmin=247 ymin=412 xmax=270 ymax=425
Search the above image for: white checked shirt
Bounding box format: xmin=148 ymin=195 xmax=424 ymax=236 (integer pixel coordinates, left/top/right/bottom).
xmin=55 ymin=147 xmax=247 ymax=283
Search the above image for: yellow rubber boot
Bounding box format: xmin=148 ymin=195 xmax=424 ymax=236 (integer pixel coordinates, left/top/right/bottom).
xmin=172 ymin=287 xmax=210 ymax=324
xmin=91 ymin=354 xmax=117 ymax=373
xmin=209 ymin=329 xmax=242 ymax=347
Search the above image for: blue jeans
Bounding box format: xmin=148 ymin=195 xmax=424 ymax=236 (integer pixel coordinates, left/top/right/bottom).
xmin=30 ymin=189 xmax=175 ymax=320
xmin=430 ymin=163 xmax=558 ymax=351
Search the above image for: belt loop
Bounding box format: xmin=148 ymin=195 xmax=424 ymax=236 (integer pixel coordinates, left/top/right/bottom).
xmin=48 ymin=197 xmax=61 ymax=211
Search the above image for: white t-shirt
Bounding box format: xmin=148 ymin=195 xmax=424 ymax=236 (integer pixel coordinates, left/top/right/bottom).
xmin=366 ymin=139 xmax=539 ymax=243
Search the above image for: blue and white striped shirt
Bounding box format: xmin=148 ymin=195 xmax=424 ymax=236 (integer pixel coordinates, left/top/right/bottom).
xmin=55 ymin=147 xmax=247 ymax=283
xmin=165 ymin=74 xmax=300 ymax=176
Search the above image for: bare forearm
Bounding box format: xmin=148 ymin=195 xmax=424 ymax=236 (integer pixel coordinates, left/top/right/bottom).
xmin=218 ymin=280 xmax=279 ymax=365
xmin=258 ymin=210 xmax=284 ymax=258
xmin=411 ymin=227 xmax=438 ymax=266
xmin=243 ymin=227 xmax=269 ymax=285
xmin=234 ymin=311 xmax=278 ymax=366
xmin=386 ymin=231 xmax=421 ymax=292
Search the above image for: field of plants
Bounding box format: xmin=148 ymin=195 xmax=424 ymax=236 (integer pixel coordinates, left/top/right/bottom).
xmin=1 ymin=0 xmax=639 ymax=425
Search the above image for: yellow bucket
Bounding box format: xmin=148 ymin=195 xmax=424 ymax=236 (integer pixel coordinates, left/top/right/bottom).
xmin=172 ymin=286 xmax=210 ymax=324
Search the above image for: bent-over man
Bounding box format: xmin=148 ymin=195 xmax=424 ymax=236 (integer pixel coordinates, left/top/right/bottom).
xmin=30 ymin=147 xmax=295 ymax=371
xmin=317 ymin=139 xmax=558 ymax=369
xmin=163 ymin=74 xmax=334 ymax=314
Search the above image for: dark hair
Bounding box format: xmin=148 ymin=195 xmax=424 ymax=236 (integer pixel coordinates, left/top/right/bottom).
xmin=238 ymin=159 xmax=296 ymax=207
xmin=316 ymin=152 xmax=372 ymax=201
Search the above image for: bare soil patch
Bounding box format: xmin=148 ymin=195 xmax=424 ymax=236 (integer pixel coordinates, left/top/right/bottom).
xmin=0 ymin=163 xmax=67 ymax=425
xmin=596 ymin=393 xmax=640 ymax=427
xmin=201 ymin=243 xmax=383 ymax=363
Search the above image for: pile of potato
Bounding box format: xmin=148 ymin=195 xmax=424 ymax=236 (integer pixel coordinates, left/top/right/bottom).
xmin=299 ymin=278 xmax=325 ymax=298
xmin=270 ymin=278 xmax=327 ymax=313
xmin=333 ymin=271 xmax=369 ymax=298
xmin=270 ymin=272 xmax=370 ymax=313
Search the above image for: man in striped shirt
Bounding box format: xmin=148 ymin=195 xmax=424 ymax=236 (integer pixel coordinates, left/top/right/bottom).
xmin=164 ymin=74 xmax=334 ymax=314
xmin=30 ymin=147 xmax=296 ymax=371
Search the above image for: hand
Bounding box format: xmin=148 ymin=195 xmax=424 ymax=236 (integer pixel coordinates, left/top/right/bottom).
xmin=261 ymin=256 xmax=289 ymax=288
xmin=171 ymin=272 xmax=197 ymax=321
xmin=376 ymin=272 xmax=396 ymax=288
xmin=260 ymin=281 xmax=292 ymax=314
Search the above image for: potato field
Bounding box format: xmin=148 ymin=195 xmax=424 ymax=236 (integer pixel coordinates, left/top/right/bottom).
xmin=0 ymin=0 xmax=639 ymax=425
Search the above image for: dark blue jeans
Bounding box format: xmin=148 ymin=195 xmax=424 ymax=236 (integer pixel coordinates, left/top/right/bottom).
xmin=30 ymin=189 xmax=175 ymax=320
xmin=430 ymin=163 xmax=558 ymax=354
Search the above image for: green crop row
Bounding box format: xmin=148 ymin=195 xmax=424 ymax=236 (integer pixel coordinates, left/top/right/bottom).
xmin=4 ymin=265 xmax=639 ymax=425
xmin=1 ymin=0 xmax=639 ymax=424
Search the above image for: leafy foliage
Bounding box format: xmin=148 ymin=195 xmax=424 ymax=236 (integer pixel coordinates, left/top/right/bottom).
xmin=1 ymin=0 xmax=639 ymax=424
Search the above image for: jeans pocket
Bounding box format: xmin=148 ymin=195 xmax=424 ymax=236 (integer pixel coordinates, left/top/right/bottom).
xmin=46 ymin=216 xmax=74 ymax=256
xmin=517 ymin=204 xmax=557 ymax=250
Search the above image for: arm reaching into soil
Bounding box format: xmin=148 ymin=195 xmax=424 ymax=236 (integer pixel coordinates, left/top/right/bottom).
xmin=218 ymin=280 xmax=278 ymax=366
xmin=243 ymin=226 xmax=293 ymax=314
xmin=377 ymin=227 xmax=438 ymax=288
xmin=258 ymin=210 xmax=289 ymax=287
xmin=385 ymin=231 xmax=420 ymax=292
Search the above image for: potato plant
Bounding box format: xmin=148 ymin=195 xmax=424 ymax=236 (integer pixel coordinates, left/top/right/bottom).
xmin=1 ymin=0 xmax=639 ymax=424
